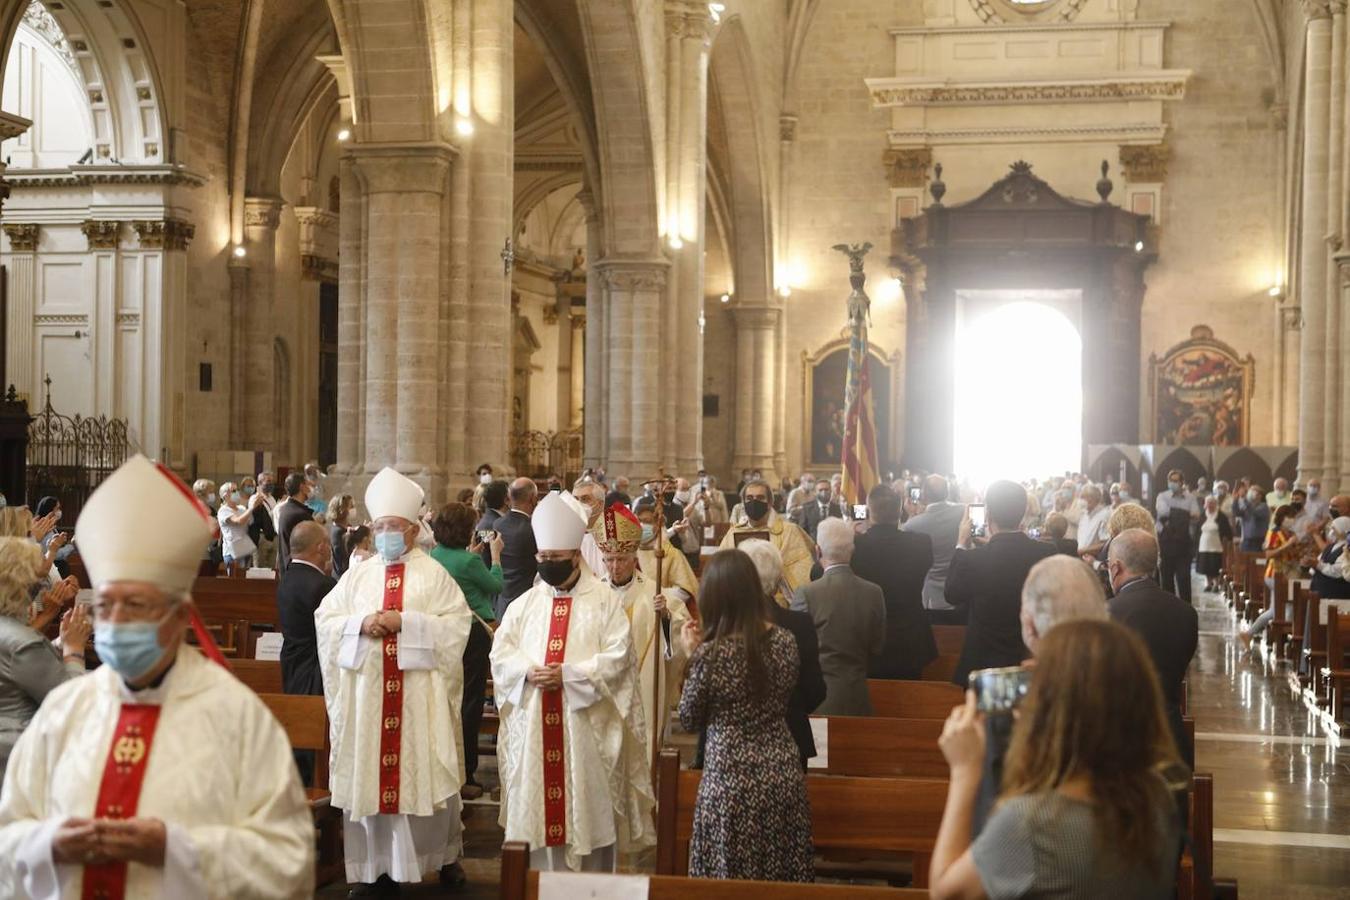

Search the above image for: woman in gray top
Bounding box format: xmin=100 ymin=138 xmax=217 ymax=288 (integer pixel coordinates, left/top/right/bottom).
xmin=929 ymin=619 xmax=1185 ymax=899
xmin=0 ymin=537 xmax=90 ymax=780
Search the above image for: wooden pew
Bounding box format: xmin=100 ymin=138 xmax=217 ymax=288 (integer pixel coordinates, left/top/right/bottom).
xmin=656 ymin=749 xmax=946 ymax=887
xmin=919 ymin=623 xmax=963 ymax=683
xmin=190 ymin=575 xmax=279 ymax=627
xmin=1322 ymin=611 xmax=1350 ymax=727
xmin=499 ymin=842 xmax=928 ymax=899
xmin=233 ymin=659 xmax=285 ymax=693
xmin=808 ymin=716 xmax=946 ymax=779
xmin=868 ymin=680 xmax=963 ymax=720
xmin=257 ymin=692 xmax=343 ymax=888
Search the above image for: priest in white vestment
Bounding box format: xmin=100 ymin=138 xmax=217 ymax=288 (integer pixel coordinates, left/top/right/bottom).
xmin=490 ymin=493 xmax=656 ymax=872
xmin=591 ymin=503 xmax=691 ymax=758
xmin=0 ymin=454 xmax=314 ymax=900
xmin=315 ymin=468 xmax=473 ymax=894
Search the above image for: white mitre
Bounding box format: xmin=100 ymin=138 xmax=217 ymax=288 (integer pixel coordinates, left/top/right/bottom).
xmin=366 ymin=467 xmax=424 ymax=522
xmin=558 ymin=490 xmax=590 ymax=524
xmin=75 ymin=454 xmax=212 ymax=593
xmin=533 ymin=492 xmax=588 ymax=551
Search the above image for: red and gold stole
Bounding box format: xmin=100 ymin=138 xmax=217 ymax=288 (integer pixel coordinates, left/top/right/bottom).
xmin=379 ymin=563 xmax=406 ymax=814
xmin=542 ymin=596 xmax=572 ymax=846
xmin=81 ymin=705 xmax=163 ymax=900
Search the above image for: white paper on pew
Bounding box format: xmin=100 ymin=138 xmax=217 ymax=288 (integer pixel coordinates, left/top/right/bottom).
xmin=1292 ymin=579 xmax=1311 ymax=602
xmin=808 ymin=717 xmax=828 ymax=769
xmin=1318 ymin=598 xmax=1350 ymax=625
xmin=699 ymin=545 xmax=717 ymax=556
xmin=704 ymin=526 xmax=714 ymax=540
xmin=254 ymin=631 xmax=284 ymax=661
xmin=538 ymin=872 xmax=649 ymax=900
xmin=245 ymin=567 xmax=277 ymax=580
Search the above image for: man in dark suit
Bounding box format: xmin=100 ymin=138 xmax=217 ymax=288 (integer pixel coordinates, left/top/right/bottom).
xmin=275 ymin=471 xmax=314 ymax=572
xmin=1106 ymin=528 xmax=1199 ymax=767
xmin=792 ymin=481 xmax=847 ymax=542
xmin=494 ymin=476 xmax=539 ymax=620
xmin=474 ymin=479 xmax=510 ymax=569
xmin=946 ymin=479 xmax=1056 ymax=687
xmin=852 ymin=484 xmax=937 ymax=680
xmin=276 ymin=520 xmax=335 ymax=786
xmin=794 ymin=518 xmax=886 ymax=715
xmin=1311 ymin=516 xmax=1350 ymax=600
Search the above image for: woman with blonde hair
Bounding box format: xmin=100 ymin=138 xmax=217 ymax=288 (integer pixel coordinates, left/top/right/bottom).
xmin=0 ymin=537 xmax=90 ymax=780
xmin=929 ymin=619 xmax=1184 ymax=899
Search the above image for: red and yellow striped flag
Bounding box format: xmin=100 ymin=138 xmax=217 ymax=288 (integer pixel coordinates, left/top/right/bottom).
xmin=841 ymin=303 xmax=880 ymax=507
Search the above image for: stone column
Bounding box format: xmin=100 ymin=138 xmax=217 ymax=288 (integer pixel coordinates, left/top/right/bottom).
xmin=594 ymin=260 xmax=668 ymax=475
xmin=1326 ymin=0 xmax=1347 ymax=490
xmin=81 ymin=221 xmax=122 ymax=418
xmin=579 ymin=190 xmax=607 ymax=468
xmin=2 ymin=223 xmax=38 ymax=398
xmin=1298 ymin=0 xmax=1333 ymax=483
xmin=351 ymin=143 xmax=454 ymax=487
xmin=665 ymin=0 xmax=713 ymax=473
xmin=132 ymin=218 xmax=195 ymax=464
xmin=554 ymin=289 xmax=573 ymax=432
xmin=240 ymin=197 xmax=283 ymax=449
xmin=774 ymin=115 xmax=798 ymax=479
xmin=732 ymin=306 xmax=779 ymax=473
xmin=570 ymin=314 xmax=585 ymax=429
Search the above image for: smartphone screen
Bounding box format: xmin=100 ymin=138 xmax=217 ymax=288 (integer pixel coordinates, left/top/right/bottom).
xmin=853 ymin=504 xmax=868 ymax=520
xmin=909 ymin=487 xmax=921 ymax=502
xmin=969 ymin=666 xmax=1032 ymax=714
xmin=968 ymin=503 xmax=986 ymax=531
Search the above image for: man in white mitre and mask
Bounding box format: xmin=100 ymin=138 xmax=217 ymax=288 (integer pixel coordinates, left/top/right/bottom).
xmin=0 ymin=455 xmax=314 ymax=900
xmin=591 ymin=503 xmax=691 ymax=759
xmin=490 ymin=492 xmax=655 ymax=872
xmin=316 ymin=467 xmax=473 ymax=896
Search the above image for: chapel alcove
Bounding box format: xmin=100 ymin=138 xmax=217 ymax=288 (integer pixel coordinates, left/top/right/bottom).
xmin=893 ymin=161 xmax=1155 ymax=475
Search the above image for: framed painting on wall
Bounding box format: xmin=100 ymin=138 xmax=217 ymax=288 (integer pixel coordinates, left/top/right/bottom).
xmin=803 ymin=339 xmax=898 ymax=469
xmin=1148 ymin=325 xmax=1254 ymax=447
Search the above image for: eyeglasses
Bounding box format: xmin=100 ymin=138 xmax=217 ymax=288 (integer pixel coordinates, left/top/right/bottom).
xmin=91 ymin=596 xmax=174 ymax=622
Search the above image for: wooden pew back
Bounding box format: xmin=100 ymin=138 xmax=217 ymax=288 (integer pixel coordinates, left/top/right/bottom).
xmin=499 ymin=843 xmax=928 ymax=899
xmin=868 ymin=679 xmax=963 ymax=720
xmin=656 ymin=749 xmax=946 ymax=887
xmin=233 ymin=659 xmax=285 ymax=694
xmin=258 ymin=692 xmax=329 ymax=790
xmin=809 ymin=716 xmax=946 ymax=778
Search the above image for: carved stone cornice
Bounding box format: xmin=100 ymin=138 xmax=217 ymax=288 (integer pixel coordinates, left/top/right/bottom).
xmin=1280 ymin=304 xmax=1304 ymax=330
xmin=542 ymin=304 xmax=559 ymax=326
xmin=889 ymin=122 xmax=1167 ymax=146
xmin=967 ymin=0 xmax=1091 ymax=25
xmin=0 ymin=110 xmax=31 ymax=142
xmin=2 ymin=223 xmax=38 ymax=251
xmin=293 ymin=207 xmax=338 ymax=231
xmin=867 ymin=73 xmax=1190 ymax=108
xmin=81 ymin=220 xmax=120 ymax=250
xmin=1333 ymin=0 xmax=1348 ymax=16
xmin=883 ymin=148 xmax=933 ymax=188
xmin=665 ymin=0 xmax=714 ymax=42
xmin=1304 ymin=0 xmax=1333 ymax=20
xmin=243 ymin=197 xmax=284 ymax=229
xmin=732 ymin=305 xmax=781 ymax=330
xmin=22 ymin=2 xmax=75 ymax=72
xmin=34 ymin=313 xmax=88 ymax=326
xmin=133 ymin=218 xmax=195 ymax=251
xmin=593 ymin=260 xmax=669 ymax=293
xmin=779 ymin=115 xmax=799 ymax=143
xmin=5 ymin=165 xmax=206 ymax=188
xmin=1119 ymin=144 xmax=1170 ymax=183
xmin=301 ymin=254 xmax=339 ymax=283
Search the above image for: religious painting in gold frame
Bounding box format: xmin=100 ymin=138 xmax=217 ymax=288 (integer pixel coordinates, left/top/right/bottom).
xmin=803 ymin=339 xmax=899 ymax=469
xmin=1148 ymin=325 xmax=1254 ymax=447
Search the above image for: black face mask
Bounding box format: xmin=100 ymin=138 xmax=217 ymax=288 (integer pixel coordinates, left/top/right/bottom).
xmin=663 ymin=491 xmax=676 ymax=505
xmin=744 ymin=498 xmax=770 ymax=521
xmin=817 ymin=493 xmax=831 ymax=505
xmin=537 ymin=558 xmax=575 ymax=587
xmin=1291 ymin=502 xmax=1305 ymax=513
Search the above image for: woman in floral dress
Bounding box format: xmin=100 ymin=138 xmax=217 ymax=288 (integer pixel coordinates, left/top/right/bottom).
xmin=678 ymin=549 xmax=813 ymax=881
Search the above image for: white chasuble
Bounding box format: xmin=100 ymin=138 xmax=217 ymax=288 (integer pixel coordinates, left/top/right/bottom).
xmin=490 ymin=569 xmax=656 ymax=871
xmin=603 ymin=570 xmax=691 ymax=760
xmin=0 ymin=646 xmax=314 ymax=900
xmin=316 ymin=549 xmax=472 ymax=825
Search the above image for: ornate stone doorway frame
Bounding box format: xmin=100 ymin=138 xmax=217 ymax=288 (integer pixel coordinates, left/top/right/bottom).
xmin=892 ymin=161 xmax=1155 ymax=474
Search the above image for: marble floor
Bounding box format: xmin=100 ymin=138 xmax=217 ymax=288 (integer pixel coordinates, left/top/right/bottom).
xmin=319 ymin=578 xmax=1350 ymax=898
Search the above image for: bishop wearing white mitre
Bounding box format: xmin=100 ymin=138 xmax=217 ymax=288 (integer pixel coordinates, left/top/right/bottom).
xmin=591 ymin=503 xmax=692 ymax=760
xmin=0 ymin=454 xmax=314 ymax=900
xmin=490 ymin=492 xmax=655 ymax=872
xmin=315 ymin=467 xmax=473 ymax=894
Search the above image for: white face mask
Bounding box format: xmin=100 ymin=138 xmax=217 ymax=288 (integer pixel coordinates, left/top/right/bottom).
xmin=479 ymin=473 xmax=492 ymax=485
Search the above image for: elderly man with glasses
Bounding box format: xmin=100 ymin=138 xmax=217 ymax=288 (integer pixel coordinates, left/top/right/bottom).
xmin=0 ymin=455 xmax=313 ymax=900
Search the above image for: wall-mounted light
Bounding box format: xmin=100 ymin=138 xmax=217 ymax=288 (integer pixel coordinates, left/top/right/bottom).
xmin=1134 ymin=240 xmax=1144 ymax=253
xmin=232 ymin=245 xmax=247 ymax=259
xmin=777 ymin=285 xmax=792 ymax=298
xmin=719 ymin=293 xmax=731 ymax=304
xmin=336 ymin=128 xmax=351 ymax=142
xmin=709 ymin=2 xmax=725 ymax=22
xmin=668 ymin=234 xmax=684 ymax=250
xmin=1268 ymin=284 xmax=1284 ymax=298
xmin=455 ymin=117 xmax=475 ymax=137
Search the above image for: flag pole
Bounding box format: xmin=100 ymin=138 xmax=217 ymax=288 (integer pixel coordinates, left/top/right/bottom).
xmin=832 ymin=242 xmax=879 ymax=507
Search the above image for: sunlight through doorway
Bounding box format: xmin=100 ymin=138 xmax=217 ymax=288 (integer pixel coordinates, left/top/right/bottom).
xmin=954 ymin=294 xmax=1082 ymax=487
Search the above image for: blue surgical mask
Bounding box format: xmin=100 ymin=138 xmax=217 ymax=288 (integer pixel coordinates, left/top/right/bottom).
xmin=1120 ymin=491 xmax=1131 ymax=501
xmin=242 ymin=485 xmax=255 ymax=496
xmin=206 ymin=492 xmax=217 ymax=504
xmin=94 ymin=613 xmax=174 ymax=682
xmin=640 ymin=524 xmax=656 ymax=544
xmin=230 ymin=492 xmax=242 ymax=504
xmin=375 ymin=531 xmax=407 ymax=562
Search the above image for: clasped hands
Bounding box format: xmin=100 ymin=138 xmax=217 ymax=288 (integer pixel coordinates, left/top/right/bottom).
xmin=53 ymin=817 xmax=167 ymax=868
xmin=527 ymin=664 xmax=563 ymax=691
xmin=360 ymin=610 xmax=403 ymax=639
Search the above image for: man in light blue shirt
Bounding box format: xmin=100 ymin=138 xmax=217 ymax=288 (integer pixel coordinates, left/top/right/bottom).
xmin=903 ymin=475 xmax=967 ymax=623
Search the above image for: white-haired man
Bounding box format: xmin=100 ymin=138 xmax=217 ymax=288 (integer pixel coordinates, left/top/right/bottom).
xmin=736 ymin=541 xmax=826 ymax=766
xmin=490 ymin=493 xmax=654 ymax=872
xmin=316 ymin=468 xmax=474 ymax=894
xmin=791 ymin=519 xmax=885 ymax=716
xmin=0 ymin=455 xmax=314 ymax=899
xmin=971 ymin=554 xmax=1109 ymax=834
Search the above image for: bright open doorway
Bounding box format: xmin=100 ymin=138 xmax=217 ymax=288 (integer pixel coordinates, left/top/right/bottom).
xmin=954 ymin=292 xmax=1083 ymax=487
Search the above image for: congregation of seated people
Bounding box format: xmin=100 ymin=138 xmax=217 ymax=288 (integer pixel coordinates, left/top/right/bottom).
xmin=6 ymin=457 xmax=1334 ymax=899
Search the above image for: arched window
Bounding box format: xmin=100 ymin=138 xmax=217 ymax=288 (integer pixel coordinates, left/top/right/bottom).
xmin=1 ymin=2 xmax=94 ymax=169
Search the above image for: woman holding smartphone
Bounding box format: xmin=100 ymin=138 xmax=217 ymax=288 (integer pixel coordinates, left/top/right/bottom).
xmin=929 ymin=619 xmax=1184 ymax=899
